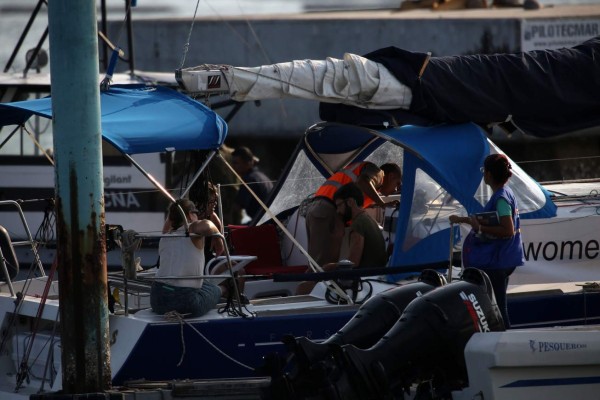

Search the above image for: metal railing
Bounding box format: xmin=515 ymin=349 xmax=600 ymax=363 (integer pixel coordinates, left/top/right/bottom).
xmin=0 ymin=200 xmax=46 ymax=297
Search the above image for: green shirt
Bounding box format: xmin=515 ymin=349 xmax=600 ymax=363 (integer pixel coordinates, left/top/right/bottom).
xmin=351 ymin=212 xmax=388 ymax=268
xmin=496 ymin=197 xmax=512 ymax=217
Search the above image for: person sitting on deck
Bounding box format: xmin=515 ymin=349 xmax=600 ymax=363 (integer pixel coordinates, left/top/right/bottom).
xmin=151 ymin=199 xmax=241 ymax=317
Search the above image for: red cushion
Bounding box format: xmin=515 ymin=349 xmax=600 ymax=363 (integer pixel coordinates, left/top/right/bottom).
xmin=228 ymin=224 xmax=308 ymax=276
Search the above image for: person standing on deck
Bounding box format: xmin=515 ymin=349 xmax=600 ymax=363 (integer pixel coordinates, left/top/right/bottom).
xmin=231 ymin=146 xmax=274 ymax=223
xmin=448 ymin=154 xmax=524 ymax=328
xmin=305 ymin=161 xmax=401 ymax=267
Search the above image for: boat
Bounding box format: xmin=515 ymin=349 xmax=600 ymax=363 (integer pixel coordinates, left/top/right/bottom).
xmin=264 ymin=269 xmax=600 ymax=400
xmin=1 ymin=15 xmax=600 ymax=397
xmin=1 ymin=87 xmax=600 ymax=399
xmin=177 ymin=37 xmax=600 ymax=317
xmin=0 ymin=83 xmax=372 ymax=398
xmin=0 ymin=0 xmax=181 ymax=271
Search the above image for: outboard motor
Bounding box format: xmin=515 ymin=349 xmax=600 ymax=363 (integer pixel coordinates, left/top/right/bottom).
xmin=265 ymin=269 xmax=447 ymax=399
xmin=0 ymin=225 xmax=19 ymax=281
xmin=324 ymin=268 xmax=505 ymax=400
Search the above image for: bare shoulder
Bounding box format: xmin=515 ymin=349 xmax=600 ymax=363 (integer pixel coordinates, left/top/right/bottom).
xmin=189 ymin=219 xmax=218 ymax=235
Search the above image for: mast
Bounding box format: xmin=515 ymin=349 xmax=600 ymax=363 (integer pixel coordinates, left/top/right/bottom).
xmin=47 ymin=0 xmax=111 ymax=394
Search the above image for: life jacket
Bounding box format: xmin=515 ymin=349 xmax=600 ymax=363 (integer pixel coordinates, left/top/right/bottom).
xmin=462 ymin=186 xmax=524 ymax=270
xmin=314 ymin=162 xmax=375 ymax=208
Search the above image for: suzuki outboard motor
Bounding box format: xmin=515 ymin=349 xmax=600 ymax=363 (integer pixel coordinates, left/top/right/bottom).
xmin=290 ymin=269 xmax=447 ymax=364
xmin=327 ymin=268 xmax=504 ymax=400
xmin=266 ymin=270 xmax=447 ymax=399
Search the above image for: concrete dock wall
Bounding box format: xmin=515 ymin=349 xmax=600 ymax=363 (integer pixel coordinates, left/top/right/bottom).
xmin=108 ymin=6 xmax=600 ymax=139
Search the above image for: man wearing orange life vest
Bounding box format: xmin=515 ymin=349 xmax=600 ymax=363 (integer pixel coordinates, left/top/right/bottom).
xmin=305 ymin=161 xmax=402 ymax=267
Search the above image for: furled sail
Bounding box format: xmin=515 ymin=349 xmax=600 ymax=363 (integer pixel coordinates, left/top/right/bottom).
xmin=356 ymin=36 xmax=600 ymax=137
xmin=177 ymin=53 xmax=412 ymax=110
xmin=178 ymin=36 xmax=600 ymax=137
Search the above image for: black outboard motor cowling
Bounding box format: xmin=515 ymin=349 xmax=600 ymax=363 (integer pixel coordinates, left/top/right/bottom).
xmin=265 ymin=270 xmax=447 ymax=400
xmin=330 ymin=268 xmax=504 ymax=400
xmin=291 ymin=269 xmax=447 ymax=364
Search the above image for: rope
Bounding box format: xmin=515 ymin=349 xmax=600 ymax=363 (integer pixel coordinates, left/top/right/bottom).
xmin=34 ymin=199 xmax=56 ymax=246
xmin=113 ymin=0 xmax=134 ymax=51
xmin=117 ymin=229 xmax=142 ymax=279
xmin=22 ymin=125 xmax=54 ymax=166
xmin=15 ymin=256 xmax=58 ymax=392
xmin=162 ymin=310 xmax=254 ymax=371
xmin=518 ymin=155 xmax=600 ymax=165
xmin=120 ymin=230 xmax=142 ymax=256
xmin=217 ymin=289 xmax=255 ymax=319
xmin=179 ymin=0 xmax=202 ymax=69
xmin=217 ymin=154 xmax=354 ymax=304
xmin=163 ymin=311 xmax=189 ymax=366
xmin=244 ymin=20 xmax=271 ymax=65
xmin=39 ymin=311 xmax=60 ymax=391
xmin=193 ymin=0 xmax=274 ymax=66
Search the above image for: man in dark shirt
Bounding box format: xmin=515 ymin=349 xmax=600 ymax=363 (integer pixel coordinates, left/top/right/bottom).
xmin=296 ymin=182 xmax=388 ymax=294
xmin=331 ymin=182 xmax=388 ymax=269
xmin=231 ymin=146 xmax=274 ymax=222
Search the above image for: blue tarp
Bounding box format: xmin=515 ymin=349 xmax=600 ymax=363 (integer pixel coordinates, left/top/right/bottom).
xmin=0 ymin=85 xmax=227 ymax=154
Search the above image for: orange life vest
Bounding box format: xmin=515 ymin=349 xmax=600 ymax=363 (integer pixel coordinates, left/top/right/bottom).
xmin=314 ymin=162 xmax=375 ymax=208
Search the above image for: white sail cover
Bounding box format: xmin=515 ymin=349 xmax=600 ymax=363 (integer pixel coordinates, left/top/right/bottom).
xmin=181 ymin=53 xmax=412 ymax=110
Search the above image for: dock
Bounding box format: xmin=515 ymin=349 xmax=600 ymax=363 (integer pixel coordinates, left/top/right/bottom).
xmin=31 ymin=378 xmax=269 ymax=399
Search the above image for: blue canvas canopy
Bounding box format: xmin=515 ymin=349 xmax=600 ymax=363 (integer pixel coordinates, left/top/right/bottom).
xmin=262 ymin=122 xmax=556 ymax=271
xmin=0 ymin=85 xmax=227 ymax=154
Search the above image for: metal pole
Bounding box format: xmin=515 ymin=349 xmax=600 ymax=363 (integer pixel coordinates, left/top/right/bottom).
xmin=448 ymin=223 xmax=455 ymax=282
xmin=3 ymin=0 xmax=45 ymax=73
xmin=48 ymin=0 xmax=110 ymax=394
xmin=125 ymin=0 xmax=136 ymax=74
xmin=100 ymin=0 xmax=108 ymax=72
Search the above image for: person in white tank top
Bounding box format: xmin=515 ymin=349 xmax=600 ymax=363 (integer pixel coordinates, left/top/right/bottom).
xmin=151 ymin=199 xmax=228 ymax=317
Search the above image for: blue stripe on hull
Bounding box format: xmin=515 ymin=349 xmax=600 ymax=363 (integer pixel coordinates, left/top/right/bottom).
xmin=111 ymin=291 xmax=600 ymax=384
xmin=502 ymin=376 xmax=600 ymax=388
xmin=112 ymin=310 xmax=352 ymax=384
xmin=509 ymin=290 xmax=600 ymax=328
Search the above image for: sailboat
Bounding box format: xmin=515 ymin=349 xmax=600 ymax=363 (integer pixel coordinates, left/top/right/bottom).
xmin=1 ymin=7 xmax=600 ymax=395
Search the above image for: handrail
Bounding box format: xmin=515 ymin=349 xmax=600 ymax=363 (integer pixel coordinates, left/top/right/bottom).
xmin=0 ymin=200 xmax=47 ymax=297
xmin=131 ymin=231 xmax=246 ymax=315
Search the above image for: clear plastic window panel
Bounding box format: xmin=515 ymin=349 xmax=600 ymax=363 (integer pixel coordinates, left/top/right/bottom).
xmin=403 ymin=168 xmax=466 ymax=252
xmin=258 ymin=149 xmax=325 ymax=224
xmin=474 ymin=141 xmax=548 ymax=213
xmin=364 ymin=141 xmax=404 ymax=173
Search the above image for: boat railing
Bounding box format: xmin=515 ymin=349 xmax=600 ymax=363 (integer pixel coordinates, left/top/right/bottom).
xmin=121 ymin=231 xmax=248 ymax=316
xmin=0 ymin=200 xmax=46 ymax=297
